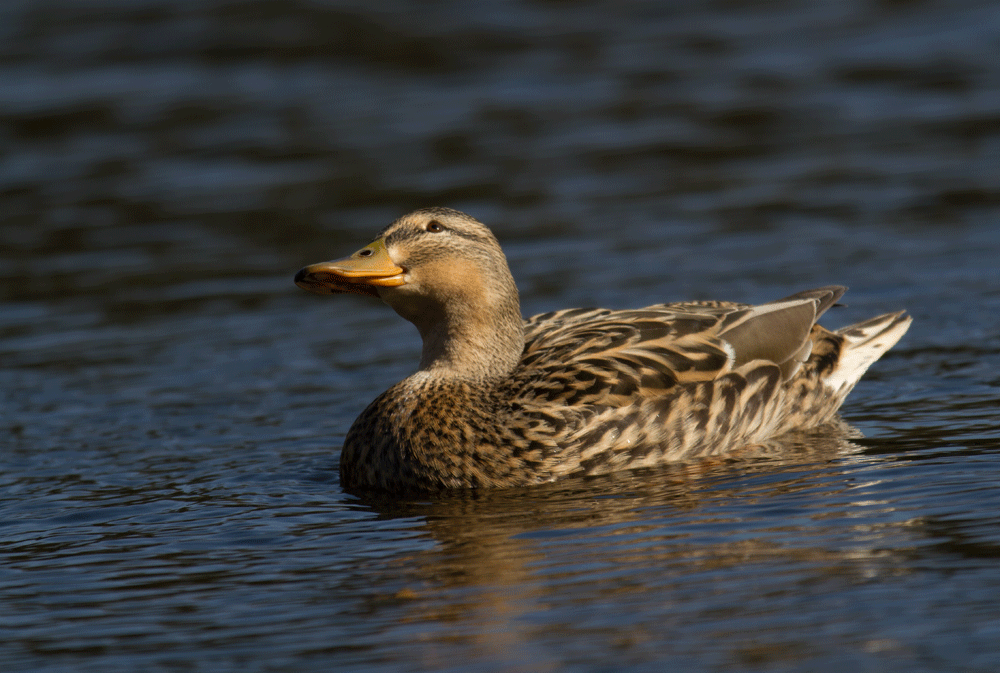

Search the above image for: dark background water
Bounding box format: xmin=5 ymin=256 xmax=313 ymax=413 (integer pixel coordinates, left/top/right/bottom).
xmin=2 ymin=0 xmax=1000 ymax=671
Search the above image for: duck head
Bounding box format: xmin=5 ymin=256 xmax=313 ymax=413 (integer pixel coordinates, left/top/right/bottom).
xmin=295 ymin=208 xmax=525 ymax=377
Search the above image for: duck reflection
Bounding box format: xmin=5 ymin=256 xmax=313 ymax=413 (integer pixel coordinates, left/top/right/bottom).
xmin=342 ymin=420 xmax=913 ymax=668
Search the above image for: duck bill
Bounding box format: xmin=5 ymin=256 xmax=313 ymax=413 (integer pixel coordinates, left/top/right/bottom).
xmin=294 ymin=238 xmax=406 ymax=298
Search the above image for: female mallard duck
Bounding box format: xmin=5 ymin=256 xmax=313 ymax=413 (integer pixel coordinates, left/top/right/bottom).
xmin=295 ymin=207 xmax=911 ymax=492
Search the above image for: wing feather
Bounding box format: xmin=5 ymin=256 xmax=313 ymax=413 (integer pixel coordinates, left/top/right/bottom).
xmin=517 ymin=287 xmax=846 ymax=410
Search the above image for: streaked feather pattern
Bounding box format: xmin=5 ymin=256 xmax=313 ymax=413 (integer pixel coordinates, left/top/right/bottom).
xmin=295 ymin=208 xmax=911 ymax=492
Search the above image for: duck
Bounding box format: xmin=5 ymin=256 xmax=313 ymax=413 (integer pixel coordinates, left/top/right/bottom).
xmin=295 ymin=207 xmax=911 ymax=492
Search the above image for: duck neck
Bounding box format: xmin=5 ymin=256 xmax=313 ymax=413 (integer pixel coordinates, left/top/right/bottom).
xmin=416 ymin=301 xmax=525 ymax=380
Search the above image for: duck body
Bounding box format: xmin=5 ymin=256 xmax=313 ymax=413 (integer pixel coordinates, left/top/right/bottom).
xmin=296 ymin=208 xmax=911 ymax=492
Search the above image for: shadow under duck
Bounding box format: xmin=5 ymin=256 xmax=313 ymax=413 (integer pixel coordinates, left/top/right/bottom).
xmin=295 ymin=208 xmax=911 ymax=492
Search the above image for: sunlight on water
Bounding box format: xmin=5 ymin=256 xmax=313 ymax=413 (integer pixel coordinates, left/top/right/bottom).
xmin=2 ymin=0 xmax=1000 ymax=671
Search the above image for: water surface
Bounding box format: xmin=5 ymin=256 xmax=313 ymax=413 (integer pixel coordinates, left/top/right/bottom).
xmin=3 ymin=0 xmax=1000 ymax=671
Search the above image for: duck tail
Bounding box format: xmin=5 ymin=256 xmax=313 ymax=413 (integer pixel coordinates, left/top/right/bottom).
xmin=823 ymin=310 xmax=912 ymax=393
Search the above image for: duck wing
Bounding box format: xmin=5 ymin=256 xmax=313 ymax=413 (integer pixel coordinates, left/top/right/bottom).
xmin=515 ymin=286 xmax=846 ymax=408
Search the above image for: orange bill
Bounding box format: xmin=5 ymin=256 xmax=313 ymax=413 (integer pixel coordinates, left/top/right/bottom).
xmin=294 ymin=238 xmax=406 ymax=298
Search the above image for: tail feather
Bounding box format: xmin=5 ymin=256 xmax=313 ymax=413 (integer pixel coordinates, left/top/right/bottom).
xmin=823 ymin=310 xmax=911 ymax=392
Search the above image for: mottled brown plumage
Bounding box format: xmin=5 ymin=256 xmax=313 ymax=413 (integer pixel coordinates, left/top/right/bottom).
xmin=295 ymin=208 xmax=911 ymax=492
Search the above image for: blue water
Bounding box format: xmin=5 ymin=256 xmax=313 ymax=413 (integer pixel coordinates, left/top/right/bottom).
xmin=3 ymin=0 xmax=1000 ymax=671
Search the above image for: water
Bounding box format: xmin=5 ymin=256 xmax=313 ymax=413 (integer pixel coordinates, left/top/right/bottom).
xmin=2 ymin=0 xmax=1000 ymax=670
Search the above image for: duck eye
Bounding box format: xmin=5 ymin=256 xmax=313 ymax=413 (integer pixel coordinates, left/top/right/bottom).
xmin=426 ymin=221 xmax=444 ymax=233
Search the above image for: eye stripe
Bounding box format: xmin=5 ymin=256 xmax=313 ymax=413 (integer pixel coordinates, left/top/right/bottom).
xmin=376 ymin=208 xmax=502 ymax=250
xmin=383 ymin=224 xmax=493 ymax=247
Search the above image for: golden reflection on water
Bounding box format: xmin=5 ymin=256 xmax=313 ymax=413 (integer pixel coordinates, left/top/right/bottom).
xmin=349 ymin=421 xmax=917 ymax=669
